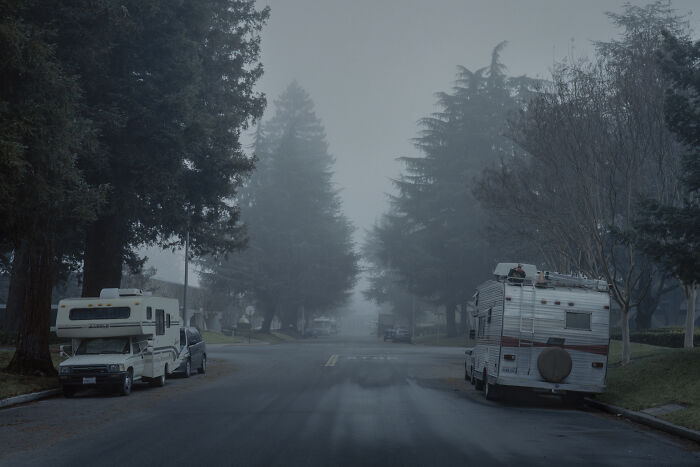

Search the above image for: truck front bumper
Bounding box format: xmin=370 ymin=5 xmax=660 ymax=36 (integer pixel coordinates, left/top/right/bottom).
xmin=59 ymin=371 xmax=127 ymax=388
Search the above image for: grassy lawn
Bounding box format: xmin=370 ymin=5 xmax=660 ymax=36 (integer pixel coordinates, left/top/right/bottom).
xmin=607 ymin=339 xmax=672 ymax=365
xmin=0 ymin=350 xmax=62 ymax=400
xmin=413 ymin=333 xmax=475 ymax=347
xmin=200 ymin=330 xmax=244 ymax=344
xmin=599 ymin=347 xmax=700 ymax=431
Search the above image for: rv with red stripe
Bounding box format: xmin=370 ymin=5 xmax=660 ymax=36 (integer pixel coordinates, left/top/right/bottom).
xmin=468 ymin=263 xmax=610 ymax=401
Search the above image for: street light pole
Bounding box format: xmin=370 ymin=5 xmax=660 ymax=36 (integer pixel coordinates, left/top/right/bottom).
xmin=183 ymin=229 xmax=189 ymax=328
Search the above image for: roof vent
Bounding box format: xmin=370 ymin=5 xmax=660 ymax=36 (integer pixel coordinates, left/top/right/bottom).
xmin=99 ymin=288 xmax=143 ymax=298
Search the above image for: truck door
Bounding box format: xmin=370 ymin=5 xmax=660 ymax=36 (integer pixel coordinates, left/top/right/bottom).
xmin=131 ymin=339 xmax=145 ymax=378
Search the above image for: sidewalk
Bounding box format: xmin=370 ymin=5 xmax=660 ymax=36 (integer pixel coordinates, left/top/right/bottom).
xmin=586 ymin=397 xmax=700 ymax=444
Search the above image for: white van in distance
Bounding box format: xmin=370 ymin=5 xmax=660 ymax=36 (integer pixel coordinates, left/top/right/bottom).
xmin=56 ymin=288 xmax=181 ymax=397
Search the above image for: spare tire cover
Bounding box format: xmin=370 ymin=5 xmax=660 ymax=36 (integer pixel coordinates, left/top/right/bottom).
xmin=537 ymin=347 xmax=572 ymax=383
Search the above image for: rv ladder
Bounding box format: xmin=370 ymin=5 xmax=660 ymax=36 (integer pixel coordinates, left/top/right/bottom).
xmin=517 ymin=284 xmax=537 ymax=375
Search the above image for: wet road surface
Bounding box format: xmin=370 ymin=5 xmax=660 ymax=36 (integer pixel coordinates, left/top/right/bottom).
xmin=0 ymin=335 xmax=698 ymax=466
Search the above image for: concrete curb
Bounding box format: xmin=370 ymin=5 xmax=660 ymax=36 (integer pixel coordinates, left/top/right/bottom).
xmin=586 ymin=398 xmax=700 ymax=444
xmin=0 ymin=388 xmax=61 ymax=410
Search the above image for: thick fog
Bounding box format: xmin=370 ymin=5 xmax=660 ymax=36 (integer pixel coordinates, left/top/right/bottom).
xmin=144 ymin=0 xmax=698 ymax=287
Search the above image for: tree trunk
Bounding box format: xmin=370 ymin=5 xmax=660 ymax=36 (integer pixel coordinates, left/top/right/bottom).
xmin=459 ymin=301 xmax=468 ymax=335
xmin=260 ymin=311 xmax=272 ymax=334
xmin=5 ymin=235 xmax=57 ymax=376
xmin=445 ymin=302 xmax=457 ymax=337
xmin=82 ymin=215 xmax=125 ymax=297
xmin=683 ymin=282 xmax=697 ymax=349
xmin=1 ymin=248 xmax=27 ymax=336
xmin=620 ymin=305 xmax=631 ymax=365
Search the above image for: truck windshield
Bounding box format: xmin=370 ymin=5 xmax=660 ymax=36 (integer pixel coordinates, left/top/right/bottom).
xmin=76 ymin=338 xmax=130 ymax=355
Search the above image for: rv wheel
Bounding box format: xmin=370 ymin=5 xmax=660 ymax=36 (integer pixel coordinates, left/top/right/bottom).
xmin=184 ymin=359 xmax=191 ymax=378
xmin=198 ymin=355 xmax=206 ymax=374
xmin=474 ymin=371 xmax=484 ymax=391
xmin=120 ymin=370 xmax=133 ymax=396
xmin=484 ymin=380 xmax=499 ymax=401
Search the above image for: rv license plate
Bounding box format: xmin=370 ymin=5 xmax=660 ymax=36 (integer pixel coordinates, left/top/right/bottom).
xmin=82 ymin=377 xmax=96 ymax=385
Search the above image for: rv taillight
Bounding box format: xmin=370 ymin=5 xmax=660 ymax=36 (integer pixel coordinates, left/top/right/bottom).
xmin=603 ymin=305 xmax=610 ymax=309
xmin=504 ymin=354 xmax=516 ymax=361
xmin=505 ymin=297 xmax=512 ymax=301
xmin=554 ymin=301 xmax=561 ymax=305
xmin=592 ymin=362 xmax=604 ymax=368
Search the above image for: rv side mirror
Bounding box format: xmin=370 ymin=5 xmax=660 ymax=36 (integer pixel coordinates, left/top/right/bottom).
xmin=59 ymin=344 xmax=72 ymax=357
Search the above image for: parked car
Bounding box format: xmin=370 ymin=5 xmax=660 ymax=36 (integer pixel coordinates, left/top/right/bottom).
xmin=383 ymin=328 xmax=395 ymax=341
xmin=173 ymin=327 xmax=207 ymax=377
xmin=392 ymin=327 xmax=411 ymax=343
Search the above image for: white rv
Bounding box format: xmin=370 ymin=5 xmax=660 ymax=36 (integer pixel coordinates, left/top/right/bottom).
xmin=56 ymin=288 xmax=182 ymax=397
xmin=470 ymin=263 xmax=610 ymax=401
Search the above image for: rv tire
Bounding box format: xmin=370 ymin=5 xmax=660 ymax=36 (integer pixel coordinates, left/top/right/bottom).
xmin=151 ymin=373 xmax=165 ymax=387
xmin=474 ymin=371 xmax=484 ymax=391
xmin=198 ymin=355 xmax=206 ymax=374
xmin=484 ymin=380 xmax=499 ymax=401
xmin=120 ymin=370 xmax=133 ymax=396
xmin=184 ymin=359 xmax=191 ymax=378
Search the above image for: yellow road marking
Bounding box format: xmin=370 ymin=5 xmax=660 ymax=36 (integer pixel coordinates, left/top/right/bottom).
xmin=324 ymin=354 xmax=339 ymax=367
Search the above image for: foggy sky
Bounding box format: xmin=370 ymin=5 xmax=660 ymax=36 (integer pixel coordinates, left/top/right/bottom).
xmin=145 ymin=0 xmax=698 ymax=288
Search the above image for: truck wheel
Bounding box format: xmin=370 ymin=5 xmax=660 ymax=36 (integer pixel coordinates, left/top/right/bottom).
xmin=470 ymin=368 xmax=476 ymax=386
xmin=198 ymin=355 xmax=206 ymax=374
xmin=475 ymin=370 xmax=484 ymax=390
xmin=151 ymin=372 xmax=165 ymax=387
xmin=120 ymin=370 xmax=133 ymax=396
xmin=184 ymin=359 xmax=191 ymax=378
xmin=62 ymin=386 xmax=75 ymax=398
xmin=485 ymin=380 xmax=499 ymax=401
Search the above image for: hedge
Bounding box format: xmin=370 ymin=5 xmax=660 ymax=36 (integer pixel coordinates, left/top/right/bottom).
xmin=610 ymin=327 xmax=700 ymax=348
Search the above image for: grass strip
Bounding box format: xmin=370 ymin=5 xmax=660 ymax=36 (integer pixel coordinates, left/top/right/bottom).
xmin=599 ymin=347 xmax=700 ymax=431
xmin=200 ymin=330 xmax=244 ymax=344
xmin=0 ymin=351 xmax=62 ymax=400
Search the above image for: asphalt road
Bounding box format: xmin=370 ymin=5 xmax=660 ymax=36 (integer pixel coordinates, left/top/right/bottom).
xmin=0 ymin=335 xmax=698 ymax=466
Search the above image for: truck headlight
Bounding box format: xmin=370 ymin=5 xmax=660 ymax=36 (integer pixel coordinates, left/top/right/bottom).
xmin=107 ymin=364 xmax=125 ymax=373
xmin=59 ymin=366 xmax=71 ymax=375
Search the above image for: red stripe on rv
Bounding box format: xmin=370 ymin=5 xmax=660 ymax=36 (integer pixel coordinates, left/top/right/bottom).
xmin=500 ymin=336 xmax=608 ymax=356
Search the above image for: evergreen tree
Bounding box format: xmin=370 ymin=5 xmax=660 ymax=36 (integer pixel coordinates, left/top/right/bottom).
xmin=45 ymin=0 xmax=269 ymax=296
xmin=634 ymin=31 xmax=700 ymax=347
xmin=0 ymin=0 xmax=99 ymax=374
xmin=202 ymin=83 xmax=358 ymax=332
xmin=375 ymin=43 xmax=539 ymax=336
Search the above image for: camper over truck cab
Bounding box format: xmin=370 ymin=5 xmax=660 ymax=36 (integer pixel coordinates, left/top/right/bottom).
xmin=56 ymin=288 xmax=182 ymax=397
xmin=470 ymin=263 xmax=610 ymax=401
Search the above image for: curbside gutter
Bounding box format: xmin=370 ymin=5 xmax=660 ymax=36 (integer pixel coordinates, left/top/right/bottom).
xmin=586 ymin=398 xmax=700 ymax=444
xmin=0 ymin=388 xmax=61 ymax=410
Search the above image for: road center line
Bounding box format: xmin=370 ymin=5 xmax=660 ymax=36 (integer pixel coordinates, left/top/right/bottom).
xmin=324 ymin=354 xmax=339 ymax=367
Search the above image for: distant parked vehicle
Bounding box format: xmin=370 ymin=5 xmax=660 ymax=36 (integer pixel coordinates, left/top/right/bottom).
xmin=383 ymin=328 xmax=394 ymax=341
xmin=392 ymin=327 xmax=412 ymax=343
xmin=174 ymin=327 xmax=207 ymax=377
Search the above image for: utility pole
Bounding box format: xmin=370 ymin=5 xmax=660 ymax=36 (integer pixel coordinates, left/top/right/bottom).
xmin=183 ymin=230 xmax=189 ymax=328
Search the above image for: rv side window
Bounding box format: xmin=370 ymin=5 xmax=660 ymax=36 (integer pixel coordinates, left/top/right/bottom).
xmin=156 ymin=309 xmax=165 ymax=335
xmin=69 ymin=307 xmax=130 ymax=320
xmin=132 ymin=341 xmax=141 ymax=354
xmin=166 ymin=314 xmax=171 ymax=328
xmin=147 ymin=307 xmax=152 ymax=320
xmin=565 ymin=311 xmax=591 ymax=330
